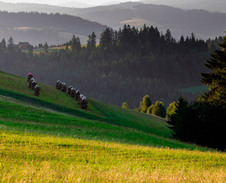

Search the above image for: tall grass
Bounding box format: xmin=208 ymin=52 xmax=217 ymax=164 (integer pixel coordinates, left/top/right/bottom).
xmin=0 ymin=132 xmax=225 ymax=182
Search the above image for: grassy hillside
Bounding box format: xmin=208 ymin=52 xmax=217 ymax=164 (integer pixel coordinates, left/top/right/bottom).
xmin=0 ymin=71 xmax=225 ymax=182
xmin=0 ymin=71 xmax=181 ymax=146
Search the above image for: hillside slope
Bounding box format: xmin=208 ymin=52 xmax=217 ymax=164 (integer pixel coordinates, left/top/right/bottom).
xmin=142 ymin=0 xmax=226 ymax=13
xmin=75 ymin=2 xmax=226 ymax=39
xmin=0 ymin=11 xmax=106 ymax=45
xmin=0 ymin=71 xmax=225 ymax=182
xmin=0 ymin=1 xmax=225 ymax=39
xmin=0 ymin=71 xmax=209 ymax=149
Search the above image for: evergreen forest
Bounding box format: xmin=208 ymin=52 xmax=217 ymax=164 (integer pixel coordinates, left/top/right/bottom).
xmin=0 ymin=25 xmax=222 ymax=108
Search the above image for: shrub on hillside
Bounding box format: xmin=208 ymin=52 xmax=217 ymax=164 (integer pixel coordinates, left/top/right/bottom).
xmin=146 ymin=105 xmax=154 ymax=114
xmin=151 ymin=101 xmax=166 ymax=118
xmin=139 ymin=95 xmax=152 ymax=113
xmin=166 ymin=101 xmax=178 ymax=119
xmin=122 ymin=102 xmax=128 ymax=109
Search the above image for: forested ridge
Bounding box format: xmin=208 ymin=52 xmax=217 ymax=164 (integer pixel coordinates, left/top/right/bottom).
xmin=0 ymin=11 xmax=106 ymax=36
xmin=0 ymin=25 xmax=220 ymax=108
xmin=0 ymin=11 xmax=106 ymax=45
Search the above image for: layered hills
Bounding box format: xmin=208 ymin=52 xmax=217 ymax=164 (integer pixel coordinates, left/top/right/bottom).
xmin=0 ymin=1 xmax=225 ymax=41
xmin=0 ymin=11 xmax=106 ymax=45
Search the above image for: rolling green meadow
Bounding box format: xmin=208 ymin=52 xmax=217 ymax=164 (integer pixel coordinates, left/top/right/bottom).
xmin=0 ymin=71 xmax=225 ymax=182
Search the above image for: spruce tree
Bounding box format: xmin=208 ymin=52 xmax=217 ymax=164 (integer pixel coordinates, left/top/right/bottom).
xmin=0 ymin=38 xmax=6 ymax=50
xmin=151 ymin=101 xmax=166 ymax=118
xmin=87 ymin=32 xmax=96 ymax=50
xmin=140 ymin=95 xmax=152 ymax=113
xmin=100 ymin=28 xmax=114 ymax=51
xmin=43 ymin=42 xmax=48 ymax=53
xmin=167 ymin=97 xmax=190 ymax=139
xmin=7 ymin=37 xmax=14 ymax=52
xmin=201 ymin=35 xmax=226 ymax=105
xmin=70 ymin=35 xmax=81 ymax=53
xmin=166 ymin=101 xmax=178 ymax=119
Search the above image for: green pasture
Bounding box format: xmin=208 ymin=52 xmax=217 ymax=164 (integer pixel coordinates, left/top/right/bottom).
xmin=0 ymin=71 xmax=225 ymax=182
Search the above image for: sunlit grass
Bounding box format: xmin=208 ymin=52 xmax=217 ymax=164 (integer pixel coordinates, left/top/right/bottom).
xmin=0 ymin=132 xmax=225 ymax=182
xmin=0 ymin=99 xmax=204 ymax=150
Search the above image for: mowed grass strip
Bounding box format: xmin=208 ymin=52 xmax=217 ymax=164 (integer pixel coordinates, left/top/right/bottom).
xmin=0 ymin=132 xmax=225 ymax=182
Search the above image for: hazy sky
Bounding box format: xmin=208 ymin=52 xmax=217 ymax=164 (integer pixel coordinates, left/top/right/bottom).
xmin=0 ymin=0 xmax=139 ymax=6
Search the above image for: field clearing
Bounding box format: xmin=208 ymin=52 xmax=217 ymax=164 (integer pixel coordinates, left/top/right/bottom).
xmin=0 ymin=132 xmax=225 ymax=182
xmin=23 ymin=45 xmax=97 ymax=55
xmin=22 ymin=46 xmax=69 ymax=56
xmin=180 ymin=85 xmax=209 ymax=94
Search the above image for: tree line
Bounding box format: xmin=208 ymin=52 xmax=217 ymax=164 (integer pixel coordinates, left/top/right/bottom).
xmin=129 ymin=37 xmax=225 ymax=150
xmin=167 ymin=37 xmax=226 ymax=150
xmin=0 ymin=25 xmax=225 ymax=150
xmin=0 ymin=25 xmax=213 ymax=108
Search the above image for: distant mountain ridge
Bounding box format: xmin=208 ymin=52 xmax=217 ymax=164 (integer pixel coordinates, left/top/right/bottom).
xmin=58 ymin=1 xmax=93 ymax=8
xmin=75 ymin=2 xmax=226 ymax=39
xmin=0 ymin=1 xmax=225 ymax=40
xmin=0 ymin=11 xmax=107 ymax=45
xmin=141 ymin=0 xmax=226 ymax=13
xmin=0 ymin=1 xmax=76 ymax=14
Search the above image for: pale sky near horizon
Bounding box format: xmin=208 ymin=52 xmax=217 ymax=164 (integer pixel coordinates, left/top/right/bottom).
xmin=0 ymin=0 xmax=140 ymax=6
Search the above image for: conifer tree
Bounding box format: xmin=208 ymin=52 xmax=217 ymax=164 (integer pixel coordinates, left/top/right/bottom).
xmin=43 ymin=42 xmax=48 ymax=53
xmin=151 ymin=101 xmax=166 ymax=118
xmin=201 ymin=35 xmax=226 ymax=105
xmin=165 ymin=29 xmax=173 ymax=43
xmin=87 ymin=32 xmax=96 ymax=50
xmin=167 ymin=97 xmax=190 ymax=139
xmin=0 ymin=38 xmax=6 ymax=50
xmin=7 ymin=37 xmax=14 ymax=51
xmin=100 ymin=28 xmax=114 ymax=51
xmin=140 ymin=95 xmax=152 ymax=113
xmin=166 ymin=101 xmax=178 ymax=119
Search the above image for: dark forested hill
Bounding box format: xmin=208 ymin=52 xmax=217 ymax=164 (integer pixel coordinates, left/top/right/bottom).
xmin=75 ymin=2 xmax=226 ymax=39
xmin=0 ymin=11 xmax=106 ymax=45
xmin=0 ymin=1 xmax=74 ymax=14
xmin=0 ymin=25 xmax=212 ymax=108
